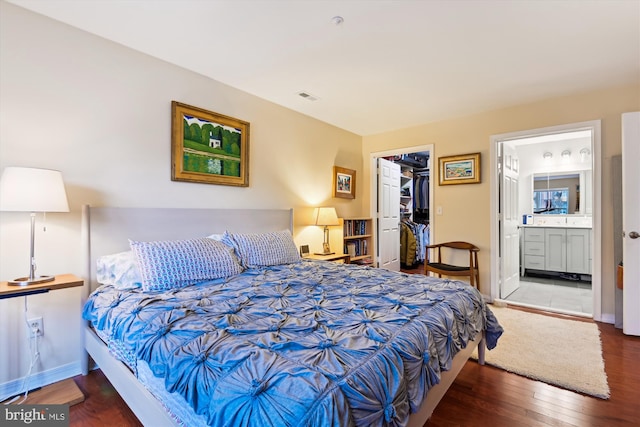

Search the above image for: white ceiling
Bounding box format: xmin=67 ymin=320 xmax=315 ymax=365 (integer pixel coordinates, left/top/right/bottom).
xmin=7 ymin=0 xmax=640 ymax=136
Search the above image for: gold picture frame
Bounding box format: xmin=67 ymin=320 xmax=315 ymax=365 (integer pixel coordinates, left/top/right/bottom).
xmin=333 ymin=166 xmax=356 ymax=199
xmin=171 ymin=101 xmax=250 ymax=186
xmin=438 ymin=152 xmax=481 ymax=185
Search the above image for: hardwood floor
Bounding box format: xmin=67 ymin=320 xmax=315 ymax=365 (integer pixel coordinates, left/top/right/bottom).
xmin=426 ymin=321 xmax=640 ymax=427
xmin=68 ymin=271 xmax=640 ymax=426
xmin=70 ymin=370 xmax=141 ymax=427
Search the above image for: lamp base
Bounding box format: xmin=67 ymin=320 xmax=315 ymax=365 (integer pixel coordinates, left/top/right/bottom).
xmin=8 ymin=275 xmax=55 ymax=286
xmin=314 ymin=241 xmax=334 ymax=256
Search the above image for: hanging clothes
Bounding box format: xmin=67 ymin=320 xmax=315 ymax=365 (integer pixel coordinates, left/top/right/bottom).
xmin=400 ymin=222 xmax=417 ymax=267
xmin=401 ymin=219 xmax=430 ymax=266
xmin=413 ymin=172 xmax=430 ymax=210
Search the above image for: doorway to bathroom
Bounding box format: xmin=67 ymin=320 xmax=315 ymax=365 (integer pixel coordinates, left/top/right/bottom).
xmin=490 ymin=121 xmax=601 ymax=319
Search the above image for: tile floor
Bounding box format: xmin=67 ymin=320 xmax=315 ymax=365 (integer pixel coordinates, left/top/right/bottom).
xmin=504 ymin=275 xmax=593 ymax=316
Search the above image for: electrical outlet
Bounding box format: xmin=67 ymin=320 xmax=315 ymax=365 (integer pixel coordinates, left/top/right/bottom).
xmin=27 ymin=317 xmax=44 ymax=338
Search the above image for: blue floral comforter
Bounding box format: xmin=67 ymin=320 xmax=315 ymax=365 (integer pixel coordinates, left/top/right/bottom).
xmin=83 ymin=260 xmax=502 ymax=427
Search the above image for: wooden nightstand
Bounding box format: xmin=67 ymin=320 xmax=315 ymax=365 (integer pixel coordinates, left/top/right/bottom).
xmin=0 ymin=273 xmax=83 ymax=299
xmin=0 ymin=274 xmax=85 ymax=406
xmin=305 ymin=253 xmax=351 ymax=264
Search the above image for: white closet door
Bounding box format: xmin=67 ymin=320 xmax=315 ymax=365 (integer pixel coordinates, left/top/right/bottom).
xmin=377 ymin=158 xmax=400 ymax=271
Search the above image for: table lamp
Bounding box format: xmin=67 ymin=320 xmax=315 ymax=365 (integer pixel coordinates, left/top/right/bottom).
xmin=312 ymin=207 xmax=340 ymax=255
xmin=0 ymin=167 xmax=70 ymax=285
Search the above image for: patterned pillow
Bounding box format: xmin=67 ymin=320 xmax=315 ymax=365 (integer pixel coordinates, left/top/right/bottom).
xmin=129 ymin=238 xmax=244 ymax=291
xmin=225 ymin=230 xmax=301 ymax=267
xmin=96 ymin=251 xmax=143 ymax=289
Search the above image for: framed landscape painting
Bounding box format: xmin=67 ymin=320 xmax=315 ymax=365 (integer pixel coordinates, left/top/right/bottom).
xmin=438 ymin=152 xmax=481 ymax=185
xmin=171 ymin=101 xmax=250 ymax=186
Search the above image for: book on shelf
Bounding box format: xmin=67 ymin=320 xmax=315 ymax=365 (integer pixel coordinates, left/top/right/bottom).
xmin=346 ymin=242 xmax=357 ymax=258
xmin=344 ymin=219 xmax=368 ymax=237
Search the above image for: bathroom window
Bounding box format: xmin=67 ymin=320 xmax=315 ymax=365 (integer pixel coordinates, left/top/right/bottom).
xmin=533 ymin=188 xmax=569 ymax=214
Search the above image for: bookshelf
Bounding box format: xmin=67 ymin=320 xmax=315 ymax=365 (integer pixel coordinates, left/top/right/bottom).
xmin=343 ymin=218 xmax=373 ymax=265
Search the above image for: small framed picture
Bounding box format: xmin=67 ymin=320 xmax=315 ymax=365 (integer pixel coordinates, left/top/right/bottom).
xmin=300 ymin=244 xmax=310 ymax=257
xmin=333 ymin=166 xmax=356 ymax=199
xmin=438 ymin=152 xmax=481 ymax=185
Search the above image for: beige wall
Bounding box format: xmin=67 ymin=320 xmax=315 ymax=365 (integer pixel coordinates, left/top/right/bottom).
xmin=0 ymin=2 xmax=360 ymax=389
xmin=363 ymin=83 xmax=640 ymax=317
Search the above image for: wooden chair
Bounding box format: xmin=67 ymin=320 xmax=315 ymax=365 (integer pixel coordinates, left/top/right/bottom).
xmin=424 ymin=241 xmax=480 ymax=288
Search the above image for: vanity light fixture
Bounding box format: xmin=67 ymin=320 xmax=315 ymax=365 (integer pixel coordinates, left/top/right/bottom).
xmin=543 ymin=152 xmax=553 ymax=160
xmin=580 ymin=147 xmax=591 ymax=162
xmin=561 ymin=150 xmax=571 ymax=159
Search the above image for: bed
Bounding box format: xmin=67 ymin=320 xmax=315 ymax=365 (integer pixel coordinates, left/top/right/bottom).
xmin=81 ymin=206 xmax=502 ymax=427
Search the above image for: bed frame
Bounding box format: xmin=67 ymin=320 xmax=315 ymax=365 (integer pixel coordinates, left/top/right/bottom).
xmin=81 ymin=205 xmax=485 ymax=427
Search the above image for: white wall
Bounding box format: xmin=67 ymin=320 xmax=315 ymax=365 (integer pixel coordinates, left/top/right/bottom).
xmin=0 ymin=2 xmax=362 ymax=392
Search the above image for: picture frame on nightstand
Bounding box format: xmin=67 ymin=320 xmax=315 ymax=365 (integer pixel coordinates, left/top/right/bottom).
xmin=300 ymin=244 xmax=310 ymax=257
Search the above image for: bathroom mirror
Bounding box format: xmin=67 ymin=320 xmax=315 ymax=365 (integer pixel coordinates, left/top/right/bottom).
xmin=532 ymin=172 xmax=588 ymax=214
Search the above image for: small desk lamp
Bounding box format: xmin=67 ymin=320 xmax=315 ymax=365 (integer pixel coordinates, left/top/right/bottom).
xmin=0 ymin=167 xmax=70 ymax=286
xmin=312 ymin=207 xmax=340 ymax=255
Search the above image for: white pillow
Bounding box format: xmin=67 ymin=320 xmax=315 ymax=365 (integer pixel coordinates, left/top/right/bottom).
xmin=130 ymin=238 xmax=244 ymax=291
xmin=224 ymin=230 xmax=301 ymax=267
xmin=96 ymin=251 xmax=143 ymax=289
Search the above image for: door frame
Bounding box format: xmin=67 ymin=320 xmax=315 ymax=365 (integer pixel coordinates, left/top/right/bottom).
xmin=369 ymin=144 xmax=434 ymax=267
xmin=489 ymin=120 xmax=602 ymax=321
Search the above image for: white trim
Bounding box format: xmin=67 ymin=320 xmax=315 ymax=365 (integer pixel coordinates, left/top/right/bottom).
xmin=600 ymin=313 xmax=615 ymax=325
xmin=494 ymin=298 xmax=593 ymax=319
xmin=490 ymin=120 xmax=602 ymax=321
xmin=0 ymin=362 xmax=81 ymax=400
xmin=369 ymin=144 xmax=435 ymax=266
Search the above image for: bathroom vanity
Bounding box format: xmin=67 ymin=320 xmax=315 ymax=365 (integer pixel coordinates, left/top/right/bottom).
xmin=521 ymin=217 xmax=592 ymax=277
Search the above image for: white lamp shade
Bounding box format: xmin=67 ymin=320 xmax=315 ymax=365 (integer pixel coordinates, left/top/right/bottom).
xmin=0 ymin=167 xmax=70 ymax=212
xmin=312 ymin=207 xmax=340 ymax=226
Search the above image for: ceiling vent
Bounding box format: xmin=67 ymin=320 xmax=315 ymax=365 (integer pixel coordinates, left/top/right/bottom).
xmin=297 ymin=91 xmax=319 ymax=101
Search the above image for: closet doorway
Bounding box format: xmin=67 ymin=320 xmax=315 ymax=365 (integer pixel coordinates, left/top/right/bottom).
xmin=370 ymin=145 xmax=434 ymax=271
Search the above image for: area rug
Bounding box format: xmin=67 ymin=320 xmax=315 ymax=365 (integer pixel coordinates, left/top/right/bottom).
xmin=473 ymin=305 xmax=610 ymax=399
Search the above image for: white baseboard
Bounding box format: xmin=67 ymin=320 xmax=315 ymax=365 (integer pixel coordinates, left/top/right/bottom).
xmin=0 ymin=362 xmax=81 ymax=401
xmin=600 ymin=313 xmax=615 ymax=324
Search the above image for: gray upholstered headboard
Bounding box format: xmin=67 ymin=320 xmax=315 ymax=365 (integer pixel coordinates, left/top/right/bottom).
xmin=81 ymin=205 xmax=293 ymax=296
